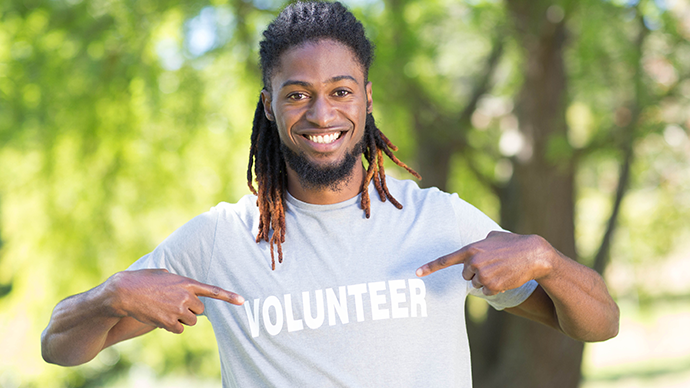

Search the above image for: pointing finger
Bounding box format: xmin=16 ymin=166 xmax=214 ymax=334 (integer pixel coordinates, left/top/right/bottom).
xmin=416 ymin=249 xmax=470 ymax=277
xmin=190 ymin=282 xmax=245 ymax=305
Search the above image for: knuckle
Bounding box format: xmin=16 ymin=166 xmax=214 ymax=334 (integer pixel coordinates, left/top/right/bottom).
xmin=162 ymin=318 xmax=178 ymax=332
xmin=467 ymin=246 xmax=480 ymax=256
xmin=483 ymin=279 xmax=502 ymax=293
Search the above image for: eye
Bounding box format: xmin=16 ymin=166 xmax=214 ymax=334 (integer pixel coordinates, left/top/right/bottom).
xmin=287 ymin=92 xmax=308 ymax=101
xmin=333 ymin=89 xmax=351 ymax=97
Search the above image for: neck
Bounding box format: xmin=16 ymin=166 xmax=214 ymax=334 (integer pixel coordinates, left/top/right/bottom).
xmin=286 ymin=163 xmax=365 ymax=205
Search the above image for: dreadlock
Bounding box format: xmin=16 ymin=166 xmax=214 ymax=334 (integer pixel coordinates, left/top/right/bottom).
xmin=247 ymin=1 xmax=420 ymax=270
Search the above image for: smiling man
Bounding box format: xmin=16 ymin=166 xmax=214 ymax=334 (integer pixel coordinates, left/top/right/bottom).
xmin=263 ymin=39 xmax=373 ymax=200
xmin=41 ymin=2 xmax=619 ymax=387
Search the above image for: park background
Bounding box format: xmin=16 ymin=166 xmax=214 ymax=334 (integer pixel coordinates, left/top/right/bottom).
xmin=1 ymin=0 xmax=689 ymax=386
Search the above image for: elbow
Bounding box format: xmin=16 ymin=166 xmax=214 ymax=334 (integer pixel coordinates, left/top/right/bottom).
xmin=584 ymin=301 xmax=620 ymax=342
xmin=565 ymin=301 xmax=620 ymax=343
xmin=41 ymin=329 xmax=87 ymax=367
xmin=41 ymin=349 xmax=63 ymax=366
xmin=41 ymin=346 xmax=86 ymax=367
xmin=40 ymin=329 xmax=58 ymax=365
xmin=603 ymin=301 xmax=621 ymax=341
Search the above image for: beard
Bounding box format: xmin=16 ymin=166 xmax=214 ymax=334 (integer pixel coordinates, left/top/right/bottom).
xmin=280 ymin=135 xmax=366 ymax=192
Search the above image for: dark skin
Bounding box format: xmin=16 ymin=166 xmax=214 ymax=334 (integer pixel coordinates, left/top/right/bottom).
xmin=260 ymin=40 xmax=373 ymax=204
xmin=41 ymin=39 xmax=618 ymax=367
xmin=41 ymin=269 xmax=245 ymax=366
xmin=417 ymin=231 xmax=619 ymax=341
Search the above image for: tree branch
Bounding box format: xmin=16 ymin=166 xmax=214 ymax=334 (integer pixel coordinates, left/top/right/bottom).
xmin=592 ymin=15 xmax=648 ymax=274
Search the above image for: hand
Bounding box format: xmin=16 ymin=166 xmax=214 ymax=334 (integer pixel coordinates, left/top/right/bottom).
xmin=416 ymin=231 xmax=552 ymax=295
xmin=108 ymin=269 xmax=244 ymax=334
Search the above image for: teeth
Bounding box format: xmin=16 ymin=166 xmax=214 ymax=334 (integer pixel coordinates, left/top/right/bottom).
xmin=307 ymin=133 xmax=340 ymax=144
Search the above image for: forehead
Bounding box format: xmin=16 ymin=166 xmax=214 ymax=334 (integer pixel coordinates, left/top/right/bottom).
xmin=271 ymin=39 xmax=365 ymax=87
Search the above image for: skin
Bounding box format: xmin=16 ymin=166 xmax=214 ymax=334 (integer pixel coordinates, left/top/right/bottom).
xmin=417 ymin=231 xmax=619 ymax=341
xmin=261 ymin=40 xmax=373 ymax=205
xmin=42 ymin=39 xmax=618 ymax=368
xmin=41 ymin=270 xmax=244 ymax=366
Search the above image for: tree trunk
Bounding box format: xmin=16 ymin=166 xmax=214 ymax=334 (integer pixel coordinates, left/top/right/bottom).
xmin=469 ymin=1 xmax=585 ymax=387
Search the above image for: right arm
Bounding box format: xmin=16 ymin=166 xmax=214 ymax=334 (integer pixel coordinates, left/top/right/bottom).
xmin=41 ymin=269 xmax=244 ymax=366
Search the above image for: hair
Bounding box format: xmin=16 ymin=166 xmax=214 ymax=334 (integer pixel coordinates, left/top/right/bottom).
xmin=247 ymin=1 xmax=421 ymax=270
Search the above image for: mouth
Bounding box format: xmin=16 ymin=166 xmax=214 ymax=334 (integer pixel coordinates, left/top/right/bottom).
xmin=303 ymin=131 xmax=345 ymax=145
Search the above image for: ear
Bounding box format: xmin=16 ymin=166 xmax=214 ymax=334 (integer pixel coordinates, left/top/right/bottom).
xmin=365 ymin=82 xmax=373 ymax=114
xmin=260 ymin=90 xmax=274 ymax=121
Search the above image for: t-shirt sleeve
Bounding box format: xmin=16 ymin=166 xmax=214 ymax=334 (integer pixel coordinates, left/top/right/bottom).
xmin=449 ymin=193 xmax=538 ymax=310
xmin=127 ymin=207 xmax=219 ymax=284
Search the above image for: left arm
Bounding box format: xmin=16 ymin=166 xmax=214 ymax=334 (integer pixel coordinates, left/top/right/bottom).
xmin=417 ymin=231 xmax=619 ymax=342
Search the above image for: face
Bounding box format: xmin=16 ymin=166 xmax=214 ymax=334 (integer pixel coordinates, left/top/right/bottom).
xmin=261 ymin=39 xmax=373 ymax=189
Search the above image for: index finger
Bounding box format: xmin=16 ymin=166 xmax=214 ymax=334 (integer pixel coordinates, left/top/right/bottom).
xmin=189 ymin=281 xmax=245 ymax=305
xmin=416 ymin=248 xmax=471 ymax=277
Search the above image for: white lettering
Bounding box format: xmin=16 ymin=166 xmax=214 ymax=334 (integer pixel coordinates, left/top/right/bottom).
xmin=368 ymin=281 xmax=390 ymax=320
xmin=303 ymin=290 xmax=325 ymax=329
xmin=262 ymin=295 xmax=284 ymax=336
xmin=409 ymin=278 xmax=427 ymax=318
xmin=326 ymin=286 xmax=349 ymax=326
xmin=284 ymin=294 xmax=304 ymax=332
xmin=388 ymin=279 xmax=409 ymax=319
xmin=347 ymin=283 xmax=368 ymax=322
xmin=244 ymin=279 xmax=428 ymax=337
xmin=244 ymin=298 xmax=261 ymax=338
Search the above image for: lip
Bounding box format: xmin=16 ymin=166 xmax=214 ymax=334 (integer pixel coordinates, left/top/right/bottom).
xmin=295 ymin=128 xmax=350 ymax=153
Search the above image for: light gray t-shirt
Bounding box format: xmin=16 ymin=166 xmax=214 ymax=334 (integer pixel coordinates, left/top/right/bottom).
xmin=129 ymin=177 xmax=537 ymax=387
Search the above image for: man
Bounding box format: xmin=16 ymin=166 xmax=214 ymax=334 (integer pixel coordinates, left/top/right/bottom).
xmin=42 ymin=2 xmax=619 ymax=387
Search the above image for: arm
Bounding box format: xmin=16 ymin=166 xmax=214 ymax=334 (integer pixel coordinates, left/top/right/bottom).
xmin=41 ymin=269 xmax=245 ymax=366
xmin=417 ymin=231 xmax=619 ymax=342
xmin=41 ymin=279 xmax=154 ymax=366
xmin=505 ymin=240 xmax=619 ymax=341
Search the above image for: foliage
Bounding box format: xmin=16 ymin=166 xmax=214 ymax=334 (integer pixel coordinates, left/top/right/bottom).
xmin=1 ymin=0 xmax=689 ymax=386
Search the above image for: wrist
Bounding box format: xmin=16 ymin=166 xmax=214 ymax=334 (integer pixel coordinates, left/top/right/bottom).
xmin=529 ymin=234 xmax=558 ymax=282
xmin=100 ymin=272 xmax=129 ymax=318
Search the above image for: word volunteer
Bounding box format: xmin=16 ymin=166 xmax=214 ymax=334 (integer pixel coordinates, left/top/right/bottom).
xmin=243 ymin=278 xmax=428 ymax=337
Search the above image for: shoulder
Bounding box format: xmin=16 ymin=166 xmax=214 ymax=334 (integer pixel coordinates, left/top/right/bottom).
xmin=128 ymin=194 xmax=260 ymax=274
xmin=210 ymin=194 xmax=259 ymax=221
xmin=385 ymin=177 xmax=484 ymax=218
xmin=384 ymin=176 xmax=454 ymax=206
xmin=386 ymin=177 xmax=502 ymax=243
xmin=211 ymin=194 xmax=258 ymax=214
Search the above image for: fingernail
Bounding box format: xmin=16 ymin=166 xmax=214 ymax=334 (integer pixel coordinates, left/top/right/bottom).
xmin=237 ymin=296 xmax=245 ymax=305
xmin=416 ymin=267 xmax=424 ymax=277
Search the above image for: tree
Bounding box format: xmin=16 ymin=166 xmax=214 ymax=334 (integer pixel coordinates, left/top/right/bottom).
xmin=0 ymin=0 xmax=270 ymax=385
xmin=365 ymin=0 xmax=690 ymax=387
xmin=2 ymin=0 xmax=689 ymax=386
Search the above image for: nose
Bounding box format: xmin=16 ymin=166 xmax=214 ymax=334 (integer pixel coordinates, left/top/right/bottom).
xmin=305 ymin=95 xmax=336 ymax=128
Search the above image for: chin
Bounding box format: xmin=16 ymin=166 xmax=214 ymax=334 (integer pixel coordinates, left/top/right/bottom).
xmin=280 ymin=141 xmax=363 ymax=191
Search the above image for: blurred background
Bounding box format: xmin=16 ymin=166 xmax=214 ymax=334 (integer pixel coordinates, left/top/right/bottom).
xmin=1 ymin=0 xmax=689 ymax=387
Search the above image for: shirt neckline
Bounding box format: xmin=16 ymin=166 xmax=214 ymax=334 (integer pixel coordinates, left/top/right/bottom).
xmin=285 ymin=189 xmax=363 ymax=212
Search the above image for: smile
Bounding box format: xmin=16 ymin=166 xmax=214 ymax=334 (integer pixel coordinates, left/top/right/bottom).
xmin=304 ymin=132 xmax=344 ymax=144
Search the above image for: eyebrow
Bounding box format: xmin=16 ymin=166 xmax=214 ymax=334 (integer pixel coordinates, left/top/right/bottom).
xmin=280 ymin=75 xmax=359 ymax=89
